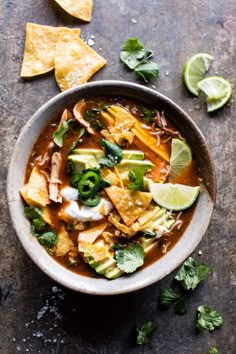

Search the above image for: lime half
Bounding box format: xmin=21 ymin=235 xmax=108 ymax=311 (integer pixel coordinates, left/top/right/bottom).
xmin=183 ymin=53 xmax=214 ymax=96
xmin=169 ymin=139 xmax=192 ymax=180
xmin=149 ymin=182 xmax=200 ymax=211
xmin=198 ymin=76 xmax=232 ymax=112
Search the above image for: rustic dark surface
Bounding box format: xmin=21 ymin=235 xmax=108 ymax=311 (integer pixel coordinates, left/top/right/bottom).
xmin=0 ymin=0 xmax=236 ymax=353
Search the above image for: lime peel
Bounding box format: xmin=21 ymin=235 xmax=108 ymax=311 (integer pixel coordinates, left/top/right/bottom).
xmin=183 ymin=53 xmax=214 ymax=96
xmin=198 ymin=76 xmax=232 ymax=112
xmin=149 ymin=182 xmax=200 ymax=211
xmin=170 ymin=139 xmax=192 ymax=180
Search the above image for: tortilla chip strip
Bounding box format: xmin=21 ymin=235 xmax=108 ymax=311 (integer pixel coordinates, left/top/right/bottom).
xmin=54 ymin=0 xmax=93 ymax=22
xmin=54 ymin=28 xmax=106 ymax=91
xmin=20 ymin=23 xmax=81 ymax=77
xmin=105 ymin=186 xmax=153 ymax=226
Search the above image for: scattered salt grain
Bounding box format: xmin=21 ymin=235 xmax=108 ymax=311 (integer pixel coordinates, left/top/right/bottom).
xmin=52 ymin=286 xmax=59 ymax=293
xmin=91 ymin=35 xmax=96 ymax=39
xmin=99 ymin=48 xmax=103 ymax=51
xmin=198 ymin=250 xmax=203 ymax=256
xmin=165 ymin=70 xmax=169 ymax=76
xmin=151 ymin=85 xmax=156 ymax=89
xmin=132 ymin=18 xmax=137 ymax=23
xmin=87 ymin=38 xmax=95 ymax=47
xmin=13 ymin=337 xmax=16 ymax=342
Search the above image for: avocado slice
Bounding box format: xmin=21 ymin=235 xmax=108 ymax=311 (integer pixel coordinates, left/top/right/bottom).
xmin=95 ymin=258 xmax=116 ymax=275
xmin=71 ymin=148 xmax=145 ymax=160
xmin=68 ymin=155 xmax=99 ymax=173
xmin=116 ymin=159 xmax=154 ymax=173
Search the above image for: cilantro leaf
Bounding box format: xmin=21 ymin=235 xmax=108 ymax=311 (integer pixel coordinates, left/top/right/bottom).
xmin=135 ymin=61 xmax=159 ymax=82
xmin=197 ymin=305 xmax=223 ymax=331
xmin=128 ymin=167 xmax=149 ymax=191
xmin=53 ymin=121 xmax=70 ymax=147
xmin=120 ymin=38 xmax=159 ymax=82
xmin=174 ymin=298 xmax=188 ymax=315
xmin=24 ymin=206 xmax=42 ymax=219
xmin=99 ymin=139 xmax=123 ymax=168
xmin=69 ymin=127 xmax=85 ymax=152
xmin=136 ymin=320 xmax=156 ymax=345
xmin=207 ymin=347 xmax=220 ymax=354
xmin=114 ymin=242 xmax=145 ymax=273
xmin=38 ymin=232 xmax=58 ymax=248
xmin=120 ymin=38 xmax=153 ymax=69
xmin=175 ymin=257 xmax=210 ymax=291
xmin=139 ymin=106 xmax=156 ymax=123
xmin=159 ymin=288 xmax=181 ymax=309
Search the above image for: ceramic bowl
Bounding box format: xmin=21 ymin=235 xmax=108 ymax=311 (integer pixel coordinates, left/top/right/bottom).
xmin=7 ymin=81 xmax=216 ymax=295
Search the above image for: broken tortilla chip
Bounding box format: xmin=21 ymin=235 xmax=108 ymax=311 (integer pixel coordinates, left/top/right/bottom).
xmin=20 ymin=23 xmax=81 ymax=77
xmin=54 ymin=28 xmax=106 ymax=91
xmin=54 ymin=0 xmax=93 ymax=22
xmin=105 ymin=186 xmax=153 ymax=226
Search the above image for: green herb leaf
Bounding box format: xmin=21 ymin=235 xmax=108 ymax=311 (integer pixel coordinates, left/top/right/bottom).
xmin=32 ymin=218 xmax=46 ymax=232
xmin=207 ymin=347 xmax=220 ymax=354
xmin=114 ymin=242 xmax=145 ymax=273
xmin=24 ymin=206 xmax=42 ymax=219
xmin=128 ymin=166 xmax=149 ymax=191
xmin=159 ymin=288 xmax=181 ymax=309
xmin=69 ymin=127 xmax=85 ymax=152
xmin=99 ymin=139 xmax=123 ymax=168
xmin=175 ymin=257 xmax=210 ymax=290
xmin=120 ymin=38 xmax=159 ymax=82
xmin=174 ymin=298 xmax=188 ymax=315
xmin=53 ymin=121 xmax=70 ymax=147
xmin=136 ymin=320 xmax=156 ymax=345
xmin=197 ymin=305 xmax=223 ymax=331
xmin=38 ymin=232 xmax=58 ymax=248
xmin=135 ymin=61 xmax=159 ymax=82
xmin=139 ymin=106 xmax=156 ymax=123
xmin=120 ymin=38 xmax=153 ymax=69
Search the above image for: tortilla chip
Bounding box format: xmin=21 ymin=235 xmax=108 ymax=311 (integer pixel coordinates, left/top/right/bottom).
xmin=55 ymin=227 xmax=74 ymax=257
xmin=20 ymin=166 xmax=50 ymax=207
xmin=20 ymin=23 xmax=81 ymax=77
xmin=54 ymin=0 xmax=93 ymax=22
xmin=78 ymin=223 xmax=107 ymax=244
xmin=54 ymin=28 xmax=106 ymax=91
xmin=105 ymin=186 xmax=153 ymax=226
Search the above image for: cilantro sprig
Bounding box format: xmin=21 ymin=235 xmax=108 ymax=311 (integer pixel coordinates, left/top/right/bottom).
xmin=175 ymin=256 xmax=210 ymax=291
xmin=114 ymin=242 xmax=145 ymax=273
xmin=99 ymin=139 xmax=123 ymax=168
xmin=136 ymin=321 xmax=156 ymax=345
xmin=207 ymin=347 xmax=221 ymax=354
xmin=120 ymin=38 xmax=159 ymax=82
xmin=128 ymin=166 xmax=149 ymax=191
xmin=53 ymin=121 xmax=70 ymax=147
xmin=197 ymin=305 xmax=223 ymax=331
xmin=24 ymin=206 xmax=46 ymax=236
xmin=159 ymin=288 xmax=187 ymax=315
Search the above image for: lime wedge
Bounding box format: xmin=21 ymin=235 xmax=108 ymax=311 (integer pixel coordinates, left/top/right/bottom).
xmin=149 ymin=182 xmax=200 ymax=211
xmin=169 ymin=139 xmax=192 ymax=180
xmin=183 ymin=53 xmax=214 ymax=96
xmin=198 ymin=76 xmax=232 ymax=112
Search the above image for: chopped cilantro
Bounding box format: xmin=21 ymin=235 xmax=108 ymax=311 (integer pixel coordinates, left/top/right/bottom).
xmin=207 ymin=347 xmax=220 ymax=354
xmin=53 ymin=121 xmax=70 ymax=147
xmin=175 ymin=257 xmax=210 ymax=291
xmin=38 ymin=232 xmax=58 ymax=248
xmin=159 ymin=288 xmax=181 ymax=309
xmin=99 ymin=139 xmax=123 ymax=168
xmin=69 ymin=127 xmax=85 ymax=152
xmin=135 ymin=61 xmax=159 ymax=83
xmin=174 ymin=298 xmax=188 ymax=315
xmin=128 ymin=167 xmax=149 ymax=191
xmin=140 ymin=106 xmax=156 ymax=123
xmin=197 ymin=305 xmax=223 ymax=331
xmin=120 ymin=38 xmax=159 ymax=82
xmin=24 ymin=207 xmax=46 ymax=236
xmin=114 ymin=242 xmax=145 ymax=273
xmin=136 ymin=320 xmax=156 ymax=345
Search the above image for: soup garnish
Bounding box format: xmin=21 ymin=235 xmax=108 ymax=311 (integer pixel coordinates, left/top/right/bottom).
xmin=20 ymin=97 xmax=200 ymax=279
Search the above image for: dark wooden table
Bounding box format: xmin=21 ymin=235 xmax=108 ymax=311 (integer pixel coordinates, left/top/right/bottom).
xmin=1 ymin=1 xmax=235 ymax=353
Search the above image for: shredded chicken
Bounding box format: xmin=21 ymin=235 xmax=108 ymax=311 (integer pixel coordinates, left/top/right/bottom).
xmin=73 ymin=99 xmax=95 ymax=135
xmin=49 ymin=152 xmax=62 ymax=203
